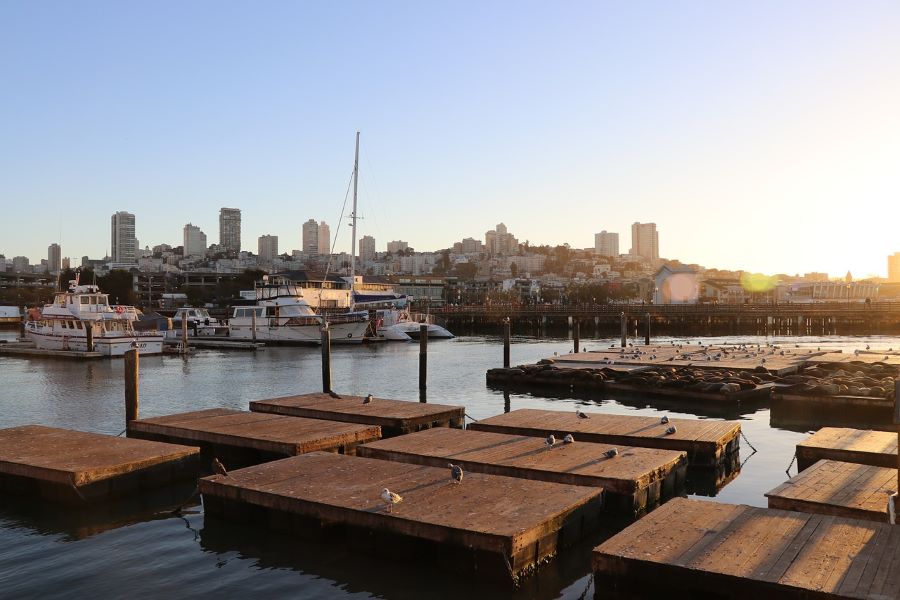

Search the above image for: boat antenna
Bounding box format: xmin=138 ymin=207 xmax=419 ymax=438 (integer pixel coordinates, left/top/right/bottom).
xmin=349 ymin=131 xmax=360 ymax=310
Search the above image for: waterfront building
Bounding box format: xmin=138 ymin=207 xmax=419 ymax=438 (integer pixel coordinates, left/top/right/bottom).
xmin=485 ymin=223 xmax=519 ymax=255
xmin=302 ymin=219 xmax=319 ymax=254
xmin=654 ymin=264 xmax=699 ymax=304
xmin=12 ymin=256 xmax=30 ymax=273
xmin=594 ymin=231 xmax=619 ymax=257
xmin=258 ymin=234 xmax=279 ymax=267
xmin=630 ymin=222 xmax=659 ymax=261
xmin=183 ymin=223 xmax=207 ymax=258
xmin=889 ymin=253 xmax=900 ymax=283
xmin=317 ymin=221 xmax=330 ymax=255
xmin=387 ymin=240 xmax=409 ymax=254
xmin=359 ymin=235 xmax=376 ymax=262
xmin=47 ymin=243 xmax=61 ymax=274
xmin=219 ymin=208 xmax=241 ymax=255
xmin=111 ymin=211 xmax=137 ymax=263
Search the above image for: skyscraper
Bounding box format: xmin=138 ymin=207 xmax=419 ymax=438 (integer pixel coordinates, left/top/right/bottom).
xmin=359 ymin=235 xmax=376 ymax=262
xmin=111 ymin=211 xmax=137 ymax=263
xmin=594 ymin=231 xmax=619 ymax=257
xmin=258 ymin=235 xmax=278 ymax=266
xmin=630 ymin=222 xmax=659 ymax=261
xmin=183 ymin=223 xmax=207 ymax=258
xmin=219 ymin=208 xmax=241 ymax=256
xmin=47 ymin=243 xmax=61 ymax=274
xmin=889 ymin=252 xmax=900 ymax=282
xmin=317 ymin=222 xmax=331 ymax=255
xmin=302 ymin=219 xmax=319 ymax=254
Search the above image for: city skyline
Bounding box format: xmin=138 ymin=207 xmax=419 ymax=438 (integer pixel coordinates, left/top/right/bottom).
xmin=2 ymin=2 xmax=898 ymax=277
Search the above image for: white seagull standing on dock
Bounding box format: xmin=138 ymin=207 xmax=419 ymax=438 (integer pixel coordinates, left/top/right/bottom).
xmin=449 ymin=463 xmax=463 ymax=484
xmin=665 ymin=426 xmax=677 ymax=435
xmin=563 ymin=434 xmax=575 ymax=444
xmin=545 ymin=434 xmax=556 ymax=448
xmin=660 ymin=415 xmax=669 ymax=424
xmin=603 ymin=447 xmax=619 ymax=459
xmin=363 ymin=394 xmax=373 ymax=404
xmin=381 ymin=488 xmax=403 ymax=513
xmin=576 ymin=409 xmax=590 ymax=419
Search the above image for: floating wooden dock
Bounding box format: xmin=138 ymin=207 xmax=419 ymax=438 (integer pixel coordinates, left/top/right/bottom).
xmin=774 ymin=391 xmax=894 ymax=410
xmin=807 ymin=351 xmax=900 ymax=367
xmin=249 ymin=393 xmax=465 ymax=437
xmin=468 ymin=409 xmax=740 ymax=470
xmin=199 ymin=451 xmax=603 ymax=583
xmin=357 ymin=427 xmax=686 ymax=516
xmin=766 ymin=459 xmax=895 ymax=523
xmin=593 ymin=497 xmax=900 ymax=599
xmin=0 ymin=425 xmax=199 ymax=503
xmin=163 ymin=339 xmax=263 ymax=351
xmin=796 ymin=427 xmax=898 ymax=471
xmin=0 ymin=342 xmax=103 ymax=360
xmin=127 ymin=408 xmax=381 ymax=469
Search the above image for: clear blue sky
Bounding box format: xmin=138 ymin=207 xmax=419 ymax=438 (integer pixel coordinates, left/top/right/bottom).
xmin=2 ymin=1 xmax=898 ymax=277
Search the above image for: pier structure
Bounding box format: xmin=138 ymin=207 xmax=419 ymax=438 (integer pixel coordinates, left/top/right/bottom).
xmin=796 ymin=427 xmax=897 ymax=471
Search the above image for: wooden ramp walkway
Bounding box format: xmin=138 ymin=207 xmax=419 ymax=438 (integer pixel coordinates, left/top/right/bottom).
xmin=199 ymin=452 xmax=603 ymax=583
xmin=357 ymin=427 xmax=686 ymax=516
xmin=468 ymin=409 xmax=740 ymax=469
xmin=593 ymin=497 xmax=900 ymax=599
xmin=797 ymin=427 xmax=897 ymax=471
xmin=0 ymin=425 xmax=199 ymax=503
xmin=127 ymin=408 xmax=381 ymax=470
xmin=767 ymin=460 xmax=895 ymax=523
xmin=249 ymin=393 xmax=465 ymax=437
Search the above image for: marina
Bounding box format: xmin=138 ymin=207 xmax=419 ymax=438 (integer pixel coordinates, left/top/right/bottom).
xmin=796 ymin=427 xmax=898 ymax=471
xmin=127 ymin=408 xmax=382 ymax=469
xmin=199 ymin=451 xmax=604 ymax=583
xmin=357 ymin=427 xmax=687 ymax=516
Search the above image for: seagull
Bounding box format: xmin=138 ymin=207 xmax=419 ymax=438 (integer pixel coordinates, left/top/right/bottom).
xmin=866 ymin=344 xmax=871 ymax=350
xmin=665 ymin=426 xmax=677 ymax=435
xmin=563 ymin=433 xmax=575 ymax=444
xmin=545 ymin=434 xmax=556 ymax=448
xmin=328 ymin=390 xmax=342 ymax=399
xmin=381 ymin=488 xmax=403 ymax=513
xmin=449 ymin=463 xmax=463 ymax=484
xmin=211 ymin=457 xmax=228 ymax=477
xmin=603 ymin=447 xmax=619 ymax=459
xmin=576 ymin=409 xmax=590 ymax=419
xmin=363 ymin=394 xmax=373 ymax=404
xmin=660 ymin=415 xmax=669 ymax=424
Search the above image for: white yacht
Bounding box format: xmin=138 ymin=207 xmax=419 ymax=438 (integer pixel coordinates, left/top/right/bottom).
xmin=24 ymin=276 xmax=163 ymax=356
xmin=166 ymin=307 xmax=228 ymax=339
xmin=229 ymin=277 xmax=369 ymax=344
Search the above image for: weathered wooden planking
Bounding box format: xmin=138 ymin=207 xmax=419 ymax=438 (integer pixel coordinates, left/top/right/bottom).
xmin=593 ymin=497 xmax=900 ymax=599
xmin=0 ymin=425 xmax=199 ymax=503
xmin=0 ymin=345 xmax=103 ymax=359
xmin=807 ymin=352 xmax=900 ymax=366
xmin=602 ymin=380 xmax=774 ymax=403
xmin=249 ymin=393 xmax=465 ymax=437
xmin=774 ymin=392 xmax=894 ymax=410
xmin=468 ymin=409 xmax=740 ymax=468
xmin=796 ymin=427 xmax=898 ymax=471
xmin=766 ymin=460 xmax=895 ymax=523
xmin=128 ymin=408 xmax=381 ymax=468
xmin=357 ymin=427 xmax=686 ymax=516
xmin=200 ymin=452 xmax=603 ymax=582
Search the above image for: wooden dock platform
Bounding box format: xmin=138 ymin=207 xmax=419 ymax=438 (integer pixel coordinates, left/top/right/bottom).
xmin=199 ymin=451 xmax=603 ymax=583
xmin=0 ymin=425 xmax=199 ymax=503
xmin=249 ymin=393 xmax=465 ymax=437
xmin=593 ymin=497 xmax=900 ymax=599
xmin=796 ymin=427 xmax=897 ymax=471
xmin=163 ymin=339 xmax=263 ymax=351
xmin=468 ymin=408 xmax=740 ymax=470
xmin=0 ymin=343 xmax=103 ymax=359
xmin=766 ymin=459 xmax=895 ymax=523
xmin=357 ymin=427 xmax=686 ymax=516
xmin=127 ymin=408 xmax=381 ymax=469
xmin=774 ymin=391 xmax=894 ymax=410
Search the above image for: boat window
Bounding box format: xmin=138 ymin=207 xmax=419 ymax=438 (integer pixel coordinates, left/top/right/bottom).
xmin=75 ymin=321 xmax=83 ymax=329
xmin=81 ymin=296 xmax=90 ymax=304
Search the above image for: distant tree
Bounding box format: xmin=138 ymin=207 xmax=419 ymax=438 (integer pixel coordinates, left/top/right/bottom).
xmin=510 ymin=262 xmax=519 ymax=278
xmin=99 ymin=269 xmax=136 ymax=305
xmin=452 ymin=263 xmax=478 ymax=280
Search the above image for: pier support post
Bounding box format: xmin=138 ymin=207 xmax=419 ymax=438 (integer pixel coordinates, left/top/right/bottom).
xmin=620 ymin=312 xmax=627 ymax=347
xmin=86 ymin=323 xmax=94 ymax=353
xmin=251 ymin=309 xmax=258 ymax=343
xmin=320 ymin=323 xmax=331 ymax=393
xmin=893 ymin=379 xmax=900 ymax=524
xmin=573 ymin=320 xmax=580 ymax=353
xmin=124 ymin=348 xmax=139 ymax=425
xmin=503 ymin=317 xmax=511 ymax=368
xmin=645 ymin=313 xmax=651 ymax=345
xmin=181 ymin=315 xmax=189 ymax=354
xmin=419 ymin=324 xmax=428 ymax=400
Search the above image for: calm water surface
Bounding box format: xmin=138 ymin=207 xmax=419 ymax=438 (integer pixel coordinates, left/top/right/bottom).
xmin=1 ymin=332 xmax=897 ymax=599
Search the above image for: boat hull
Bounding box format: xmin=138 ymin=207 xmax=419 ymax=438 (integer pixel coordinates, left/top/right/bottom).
xmin=25 ymin=328 xmax=164 ymax=356
xmin=229 ymin=319 xmax=368 ymax=344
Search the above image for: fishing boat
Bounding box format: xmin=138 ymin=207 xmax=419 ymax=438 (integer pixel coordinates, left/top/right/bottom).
xmin=165 ymin=307 xmax=228 ymax=338
xmin=24 ymin=275 xmax=163 ymax=355
xmin=228 ymin=277 xmax=369 ymax=344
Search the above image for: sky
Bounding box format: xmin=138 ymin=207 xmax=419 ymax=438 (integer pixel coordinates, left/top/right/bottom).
xmin=1 ymin=1 xmax=898 ymax=278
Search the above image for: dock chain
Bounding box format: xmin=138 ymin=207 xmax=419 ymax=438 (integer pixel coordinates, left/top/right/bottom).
xmin=464 ymin=412 xmax=479 ymax=422
xmin=785 ymin=453 xmax=797 ymax=477
xmin=740 ymin=430 xmax=757 ymax=453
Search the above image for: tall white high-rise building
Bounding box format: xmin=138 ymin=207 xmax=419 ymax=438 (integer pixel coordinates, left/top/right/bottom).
xmin=111 ymin=211 xmax=137 ymax=263
xmin=485 ymin=223 xmax=518 ymax=255
xmin=302 ymin=219 xmax=319 ymax=254
xmin=258 ymin=235 xmax=279 ymax=266
xmin=47 ymin=243 xmax=61 ymax=274
xmin=317 ymin=222 xmax=331 ymax=255
xmin=359 ymin=235 xmax=376 ymax=262
xmin=594 ymin=231 xmax=619 ymax=257
xmin=219 ymin=208 xmax=241 ymax=255
xmin=183 ymin=223 xmax=207 ymax=258
xmin=387 ymin=240 xmax=409 ymax=254
xmin=630 ymin=222 xmax=659 ymax=261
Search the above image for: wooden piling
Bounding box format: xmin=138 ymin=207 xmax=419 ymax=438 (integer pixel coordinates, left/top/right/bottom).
xmin=251 ymin=308 xmax=257 ymax=343
xmin=503 ymin=317 xmax=510 ymax=368
xmin=644 ymin=312 xmax=650 ymax=345
xmin=620 ymin=312 xmax=626 ymax=347
xmin=573 ymin=320 xmax=580 ymax=353
xmin=181 ymin=313 xmax=189 ymax=353
xmin=320 ymin=324 xmax=331 ymax=393
xmin=124 ymin=348 xmax=139 ymax=423
xmin=419 ymin=324 xmax=428 ymax=395
xmin=85 ymin=323 xmax=94 ymax=353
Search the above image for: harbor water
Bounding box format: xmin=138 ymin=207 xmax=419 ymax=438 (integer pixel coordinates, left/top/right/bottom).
xmin=1 ymin=332 xmax=898 ymax=599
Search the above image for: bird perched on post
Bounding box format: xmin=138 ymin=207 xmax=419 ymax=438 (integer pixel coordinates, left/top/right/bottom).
xmin=328 ymin=390 xmax=342 ymax=399
xmin=660 ymin=415 xmax=669 ymax=424
xmin=545 ymin=434 xmax=556 ymax=448
xmin=563 ymin=433 xmax=575 ymax=444
xmin=449 ymin=463 xmax=463 ymax=484
xmin=665 ymin=425 xmax=677 ymax=435
xmin=381 ymin=488 xmax=403 ymax=513
xmin=603 ymin=447 xmax=619 ymax=459
xmin=363 ymin=394 xmax=373 ymax=404
xmin=576 ymin=409 xmax=589 ymax=419
xmin=211 ymin=457 xmax=228 ymax=477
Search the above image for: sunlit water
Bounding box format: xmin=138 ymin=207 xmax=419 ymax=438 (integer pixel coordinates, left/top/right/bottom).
xmin=1 ymin=332 xmax=897 ymax=599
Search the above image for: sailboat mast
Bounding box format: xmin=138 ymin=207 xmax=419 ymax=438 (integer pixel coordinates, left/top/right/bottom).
xmin=350 ymin=131 xmax=360 ymax=308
